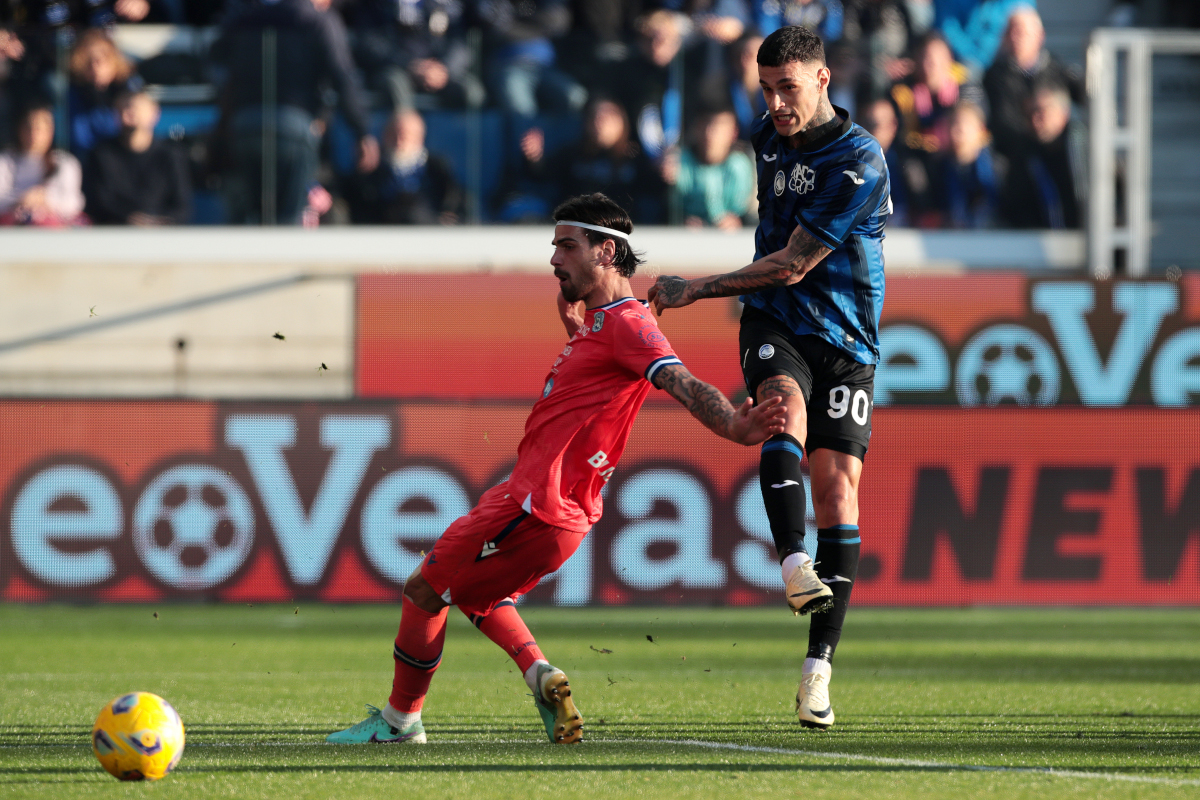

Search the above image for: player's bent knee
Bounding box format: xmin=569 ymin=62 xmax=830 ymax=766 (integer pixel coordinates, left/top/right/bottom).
xmin=813 ymin=479 xmax=859 ymax=522
xmin=403 ymin=570 xmax=447 ymax=613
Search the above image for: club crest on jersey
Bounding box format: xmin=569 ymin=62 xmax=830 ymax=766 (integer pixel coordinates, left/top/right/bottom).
xmin=758 ymin=344 xmax=775 ymax=359
xmin=789 ymin=163 xmax=816 ymax=194
xmin=773 ymin=169 xmax=786 ymax=196
xmin=592 ymin=312 xmax=604 ymax=332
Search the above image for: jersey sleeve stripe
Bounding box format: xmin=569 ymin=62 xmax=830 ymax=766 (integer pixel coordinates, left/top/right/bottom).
xmin=797 ymin=215 xmax=841 ymax=251
xmin=644 ymin=356 xmax=683 ymax=382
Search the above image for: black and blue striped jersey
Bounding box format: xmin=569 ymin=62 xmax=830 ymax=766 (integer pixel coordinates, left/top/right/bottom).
xmin=742 ymin=106 xmax=890 ymax=365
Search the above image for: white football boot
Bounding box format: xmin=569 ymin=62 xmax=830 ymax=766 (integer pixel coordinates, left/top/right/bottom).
xmin=784 ymin=557 xmax=834 ymax=616
xmin=796 ymin=661 xmax=834 ymax=730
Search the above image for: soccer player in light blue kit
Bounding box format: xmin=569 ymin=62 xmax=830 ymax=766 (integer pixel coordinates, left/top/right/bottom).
xmin=649 ymin=25 xmax=890 ymax=731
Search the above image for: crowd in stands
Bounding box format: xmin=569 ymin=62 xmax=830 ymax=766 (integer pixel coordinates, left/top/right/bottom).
xmin=0 ymin=0 xmax=1193 ymax=228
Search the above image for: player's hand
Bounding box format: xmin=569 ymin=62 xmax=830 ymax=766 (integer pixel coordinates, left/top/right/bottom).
xmin=0 ymin=29 xmax=25 ymax=61
xmin=357 ymin=135 xmax=380 ymax=173
xmin=556 ymin=290 xmax=585 ymax=337
xmin=115 ymin=0 xmax=150 ymax=21
xmin=729 ymin=395 xmax=786 ymax=445
xmin=411 ymin=58 xmax=449 ymax=91
xmin=520 ymin=128 xmax=544 ymax=163
xmin=647 ymin=275 xmax=694 ymax=316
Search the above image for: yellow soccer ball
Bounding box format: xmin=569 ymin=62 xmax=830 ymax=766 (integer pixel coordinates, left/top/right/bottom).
xmin=91 ymin=692 xmax=185 ymax=781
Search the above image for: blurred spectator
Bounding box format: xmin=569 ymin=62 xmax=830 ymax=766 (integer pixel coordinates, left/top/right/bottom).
xmin=68 ymin=29 xmax=141 ymax=160
xmin=727 ymin=33 xmax=767 ymax=139
xmin=689 ymin=0 xmax=750 ymax=87
xmin=615 ymin=10 xmax=688 ymax=160
xmin=83 ymin=89 xmax=191 ymax=225
xmin=558 ymin=0 xmax=641 ymax=96
xmin=842 ymin=0 xmax=934 ymax=98
xmin=0 ymin=102 xmax=85 ymax=225
xmin=476 ymin=0 xmax=587 ymax=117
xmin=931 ymin=99 xmax=1005 ymax=227
xmin=214 ymin=0 xmax=378 ymax=225
xmin=890 ymin=31 xmax=983 ymax=154
xmin=3 ymin=0 xmax=151 ymax=29
xmin=983 ymin=5 xmax=1082 ymax=159
xmin=752 ymin=0 xmax=843 ymax=42
xmin=346 ymin=0 xmax=485 ymax=111
xmin=497 ymin=97 xmax=666 ymax=223
xmin=934 ymin=0 xmax=1029 ymax=77
xmin=1002 ymin=79 xmax=1085 ymax=228
xmin=0 ymin=27 xmax=22 ymax=146
xmin=826 ymin=39 xmax=864 ymax=115
xmin=664 ymin=107 xmax=754 ymax=229
xmin=344 ymin=108 xmax=463 ymax=224
xmin=2 ymin=3 xmax=154 ymax=147
xmin=860 ymin=95 xmax=930 ymax=226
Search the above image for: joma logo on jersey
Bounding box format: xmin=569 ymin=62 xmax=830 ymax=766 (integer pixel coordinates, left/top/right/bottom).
xmin=789 ymin=163 xmax=816 ymax=194
xmin=588 ymin=450 xmax=616 ymax=483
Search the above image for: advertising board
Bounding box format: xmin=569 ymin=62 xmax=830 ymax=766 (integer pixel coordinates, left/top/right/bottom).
xmin=3 ymin=401 xmax=1196 ymax=606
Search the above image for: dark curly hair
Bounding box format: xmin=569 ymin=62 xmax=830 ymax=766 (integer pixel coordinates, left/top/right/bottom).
xmin=758 ymin=25 xmax=826 ymax=68
xmin=552 ymin=193 xmax=645 ymax=278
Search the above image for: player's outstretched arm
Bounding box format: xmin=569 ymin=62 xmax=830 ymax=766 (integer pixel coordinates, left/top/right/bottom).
xmin=647 ymin=225 xmax=832 ymax=315
xmin=651 ymin=363 xmax=786 ymax=445
xmin=557 ymin=291 xmax=586 ymax=338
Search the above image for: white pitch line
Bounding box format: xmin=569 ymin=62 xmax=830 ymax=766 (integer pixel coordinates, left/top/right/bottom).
xmin=5 ymin=738 xmax=1198 ymax=788
xmin=647 ymin=739 xmax=1200 ymax=788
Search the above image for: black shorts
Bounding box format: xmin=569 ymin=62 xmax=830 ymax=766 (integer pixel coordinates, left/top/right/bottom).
xmin=739 ymin=304 xmax=875 ymax=461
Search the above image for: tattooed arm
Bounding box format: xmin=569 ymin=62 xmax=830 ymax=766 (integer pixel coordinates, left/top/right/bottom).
xmin=651 ymin=363 xmax=786 ymax=445
xmin=647 ymin=225 xmax=833 ymax=315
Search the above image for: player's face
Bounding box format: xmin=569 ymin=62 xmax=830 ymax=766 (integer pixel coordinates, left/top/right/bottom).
xmin=759 ymin=60 xmax=829 ymax=139
xmin=551 ymin=226 xmax=605 ymax=303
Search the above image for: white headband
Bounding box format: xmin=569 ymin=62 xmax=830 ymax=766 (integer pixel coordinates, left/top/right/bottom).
xmin=555 ymin=220 xmax=630 ymax=240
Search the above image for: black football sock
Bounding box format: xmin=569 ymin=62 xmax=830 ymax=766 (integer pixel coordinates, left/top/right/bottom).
xmin=759 ymin=433 xmax=809 ymax=561
xmin=807 ymin=525 xmax=861 ymax=662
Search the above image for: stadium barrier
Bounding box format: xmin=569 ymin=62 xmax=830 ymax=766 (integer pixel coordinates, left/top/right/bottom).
xmin=4 ymin=270 xmax=1199 ymax=606
xmin=1 ymin=400 xmax=1197 ymax=606
xmin=2 ymin=239 xmax=1197 ymax=606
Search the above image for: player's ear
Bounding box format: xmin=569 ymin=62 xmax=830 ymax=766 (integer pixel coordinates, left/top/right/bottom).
xmin=816 ymin=65 xmax=831 ymax=93
xmin=599 ymin=238 xmax=617 ymax=267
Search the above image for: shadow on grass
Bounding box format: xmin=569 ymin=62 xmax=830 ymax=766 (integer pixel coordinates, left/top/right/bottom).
xmin=2 ymin=762 xmax=1200 ymax=782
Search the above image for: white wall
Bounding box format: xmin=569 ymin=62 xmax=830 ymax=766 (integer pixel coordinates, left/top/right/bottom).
xmin=0 ymin=227 xmax=1083 ymax=398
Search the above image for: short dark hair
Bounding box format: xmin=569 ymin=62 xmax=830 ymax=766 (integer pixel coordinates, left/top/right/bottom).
xmin=757 ymin=26 xmax=825 ymax=68
xmin=17 ymin=101 xmax=55 ymax=123
xmin=552 ymin=193 xmax=645 ymax=278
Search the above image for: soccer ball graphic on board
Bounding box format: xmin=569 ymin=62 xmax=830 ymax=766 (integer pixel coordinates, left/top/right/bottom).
xmin=132 ymin=464 xmax=255 ymax=591
xmin=91 ymin=692 xmax=185 ymax=781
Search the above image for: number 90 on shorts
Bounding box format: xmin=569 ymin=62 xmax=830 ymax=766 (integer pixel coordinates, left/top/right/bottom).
xmin=827 ymin=385 xmax=870 ymax=426
xmin=738 ymin=306 xmax=875 ymax=460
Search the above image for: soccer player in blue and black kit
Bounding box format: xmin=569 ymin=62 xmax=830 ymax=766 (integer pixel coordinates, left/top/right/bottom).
xmin=649 ymin=25 xmax=889 ymax=731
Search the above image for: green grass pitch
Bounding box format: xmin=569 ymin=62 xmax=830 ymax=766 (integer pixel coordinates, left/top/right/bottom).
xmin=1 ymin=604 xmax=1198 ymax=799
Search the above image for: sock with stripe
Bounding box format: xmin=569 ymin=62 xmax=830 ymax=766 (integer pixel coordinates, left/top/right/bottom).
xmin=807 ymin=525 xmax=861 ymax=661
xmin=469 ymin=598 xmax=546 ymax=682
xmin=759 ymin=433 xmax=810 ymax=561
xmin=386 ymin=595 xmax=449 ymax=716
